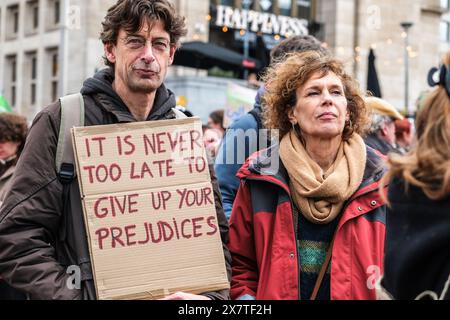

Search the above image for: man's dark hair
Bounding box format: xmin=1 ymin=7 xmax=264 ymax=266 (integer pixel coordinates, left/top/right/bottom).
xmin=0 ymin=113 xmax=28 ymax=157
xmin=270 ymin=35 xmax=329 ymax=63
xmin=100 ymin=0 xmax=187 ymax=68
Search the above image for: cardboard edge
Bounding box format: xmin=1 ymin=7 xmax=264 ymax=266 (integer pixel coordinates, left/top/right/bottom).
xmin=71 ymin=127 xmax=101 ymax=300
xmin=73 ymin=117 xmax=201 ymax=135
xmin=107 ymin=282 xmax=230 ymax=300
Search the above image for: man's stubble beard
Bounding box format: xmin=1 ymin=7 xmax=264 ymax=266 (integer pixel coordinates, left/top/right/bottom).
xmin=127 ymin=72 xmax=161 ymax=94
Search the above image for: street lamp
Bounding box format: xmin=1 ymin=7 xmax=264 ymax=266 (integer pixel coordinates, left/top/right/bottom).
xmin=242 ymin=0 xmax=252 ymax=80
xmin=400 ymin=22 xmax=413 ymax=116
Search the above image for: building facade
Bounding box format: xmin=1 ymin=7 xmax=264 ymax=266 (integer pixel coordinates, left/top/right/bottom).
xmin=318 ymin=0 xmax=447 ymax=116
xmin=172 ymin=0 xmax=449 ymax=117
xmin=0 ymin=0 xmax=115 ymax=120
xmin=1 ymin=0 xmax=449 ymax=121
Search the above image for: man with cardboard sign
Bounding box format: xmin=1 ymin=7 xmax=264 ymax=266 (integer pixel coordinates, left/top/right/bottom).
xmin=0 ymin=0 xmax=230 ymax=300
xmin=72 ymin=118 xmax=229 ymax=299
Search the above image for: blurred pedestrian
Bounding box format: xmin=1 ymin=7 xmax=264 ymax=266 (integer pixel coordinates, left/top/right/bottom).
xmin=379 ymin=53 xmax=450 ymax=300
xmin=208 ymin=109 xmax=225 ymax=138
xmin=0 ymin=112 xmax=28 ymax=300
xmin=215 ymin=35 xmax=330 ymax=220
xmin=203 ymin=127 xmax=222 ymax=162
xmin=394 ymin=118 xmax=414 ymax=153
xmin=0 ymin=113 xmax=28 ymax=203
xmin=364 ymin=97 xmax=404 ymax=155
xmin=229 ymin=51 xmax=387 ymax=300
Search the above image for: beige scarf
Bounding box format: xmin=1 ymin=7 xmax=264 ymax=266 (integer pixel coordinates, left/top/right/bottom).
xmin=280 ymin=130 xmax=367 ymax=224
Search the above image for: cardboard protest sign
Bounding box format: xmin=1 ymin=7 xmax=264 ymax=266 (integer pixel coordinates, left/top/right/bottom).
xmin=224 ymin=82 xmax=257 ymax=128
xmin=71 ymin=118 xmax=229 ymax=300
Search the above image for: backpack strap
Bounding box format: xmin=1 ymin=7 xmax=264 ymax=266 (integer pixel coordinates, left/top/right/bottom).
xmin=248 ymin=108 xmax=272 ymax=152
xmin=56 ymin=93 xmax=85 ymax=184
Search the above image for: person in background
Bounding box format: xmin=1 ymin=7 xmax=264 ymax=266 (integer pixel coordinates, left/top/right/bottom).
xmin=208 ymin=109 xmax=225 ymax=138
xmin=379 ymin=53 xmax=450 ymax=300
xmin=247 ymin=72 xmax=262 ymax=90
xmin=364 ymin=97 xmax=404 ymax=155
xmin=0 ymin=112 xmax=28 ymax=300
xmin=215 ymin=35 xmax=330 ymax=220
xmin=0 ymin=113 xmax=28 ymax=203
xmin=203 ymin=127 xmax=222 ymax=162
xmin=394 ymin=118 xmax=414 ymax=154
xmin=0 ymin=0 xmax=230 ymax=300
xmin=229 ymin=51 xmax=387 ymax=300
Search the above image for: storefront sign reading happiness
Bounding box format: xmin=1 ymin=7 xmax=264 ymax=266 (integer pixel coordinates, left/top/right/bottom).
xmin=215 ymin=5 xmax=309 ymax=36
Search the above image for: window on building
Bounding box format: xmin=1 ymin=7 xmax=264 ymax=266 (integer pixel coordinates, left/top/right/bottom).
xmin=259 ymin=0 xmax=272 ymax=12
xmin=45 ymin=48 xmax=59 ymax=104
xmin=33 ymin=4 xmax=39 ymax=28
xmin=5 ymin=55 xmax=18 ymax=108
xmin=278 ymin=0 xmax=292 ymax=16
xmin=441 ymin=0 xmax=450 ymax=10
xmin=25 ymin=0 xmax=40 ymax=34
xmin=45 ymin=0 xmax=60 ymax=29
xmin=297 ymin=0 xmax=311 ymax=20
xmin=6 ymin=5 xmax=20 ymax=39
xmin=24 ymin=51 xmax=38 ymax=107
xmin=54 ymin=0 xmax=60 ymax=24
xmin=52 ymin=51 xmax=58 ymax=77
xmin=31 ymin=55 xmax=37 ymax=104
xmin=440 ymin=21 xmax=450 ymax=42
xmin=220 ymin=0 xmax=235 ymax=6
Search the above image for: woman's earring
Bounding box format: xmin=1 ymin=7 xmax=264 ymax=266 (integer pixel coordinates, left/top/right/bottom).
xmin=292 ymin=122 xmax=301 ymax=138
xmin=346 ymin=118 xmax=353 ymax=130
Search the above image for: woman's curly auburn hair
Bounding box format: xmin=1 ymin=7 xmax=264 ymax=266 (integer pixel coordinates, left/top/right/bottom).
xmin=261 ymin=51 xmax=369 ymax=141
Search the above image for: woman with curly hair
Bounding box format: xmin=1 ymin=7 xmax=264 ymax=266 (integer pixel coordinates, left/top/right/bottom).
xmin=228 ymin=51 xmax=388 ymax=300
xmin=380 ymin=52 xmax=450 ymax=300
xmin=0 ymin=113 xmax=28 ymax=203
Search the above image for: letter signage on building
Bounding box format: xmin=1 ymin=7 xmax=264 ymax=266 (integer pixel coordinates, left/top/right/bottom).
xmin=214 ymin=5 xmax=309 ymax=36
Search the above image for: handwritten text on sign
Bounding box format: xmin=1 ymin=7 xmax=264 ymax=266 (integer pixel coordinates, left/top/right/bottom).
xmin=84 ymin=185 xmax=217 ymax=250
xmin=72 ymin=118 xmax=229 ymax=300
xmin=80 ymin=130 xmax=206 ymax=188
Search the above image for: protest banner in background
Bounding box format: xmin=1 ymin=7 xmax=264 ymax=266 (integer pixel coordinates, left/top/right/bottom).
xmin=71 ymin=118 xmax=229 ymax=300
xmin=223 ymin=82 xmax=257 ymax=128
xmin=0 ymin=94 xmax=12 ymax=113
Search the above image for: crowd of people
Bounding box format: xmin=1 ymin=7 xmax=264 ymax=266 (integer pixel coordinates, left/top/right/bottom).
xmin=0 ymin=0 xmax=449 ymax=301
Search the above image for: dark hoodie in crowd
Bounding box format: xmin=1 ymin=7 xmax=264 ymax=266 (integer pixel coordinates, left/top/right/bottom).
xmin=382 ymin=177 xmax=450 ymax=300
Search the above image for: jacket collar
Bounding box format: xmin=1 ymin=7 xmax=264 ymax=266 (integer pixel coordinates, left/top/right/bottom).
xmin=92 ymin=84 xmax=176 ymax=123
xmin=238 ymin=141 xmax=387 ymax=194
xmin=82 ymin=68 xmax=176 ymax=123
